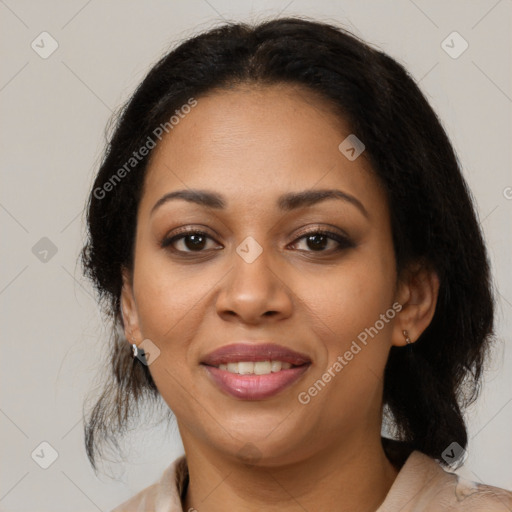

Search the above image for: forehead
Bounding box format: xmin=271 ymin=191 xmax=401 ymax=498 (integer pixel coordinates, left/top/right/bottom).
xmin=141 ymin=84 xmax=385 ymax=216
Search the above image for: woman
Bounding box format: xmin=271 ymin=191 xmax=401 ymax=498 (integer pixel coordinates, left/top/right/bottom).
xmin=81 ymin=17 xmax=512 ymax=511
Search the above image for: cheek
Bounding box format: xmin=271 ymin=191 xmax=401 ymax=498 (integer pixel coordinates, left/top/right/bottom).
xmin=296 ymin=266 xmax=396 ymax=412
xmin=132 ymin=250 xmax=210 ymax=344
xmin=132 ymin=256 xmax=208 ymax=412
xmin=299 ymin=252 xmax=395 ymax=343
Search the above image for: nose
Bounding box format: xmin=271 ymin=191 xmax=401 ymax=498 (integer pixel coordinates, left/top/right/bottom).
xmin=215 ymin=246 xmax=293 ymax=325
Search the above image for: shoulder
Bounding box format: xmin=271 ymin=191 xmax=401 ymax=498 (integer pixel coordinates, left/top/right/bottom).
xmin=400 ymin=451 xmax=512 ymax=511
xmin=111 ymin=482 xmax=159 ymax=512
xmin=444 ymin=476 xmax=512 ymax=511
xmin=110 ymin=455 xmax=188 ymax=512
xmin=379 ymin=449 xmax=512 ymax=512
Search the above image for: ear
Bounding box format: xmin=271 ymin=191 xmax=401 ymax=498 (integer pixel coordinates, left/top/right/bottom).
xmin=120 ymin=266 xmax=142 ymax=345
xmin=391 ymin=262 xmax=440 ymax=347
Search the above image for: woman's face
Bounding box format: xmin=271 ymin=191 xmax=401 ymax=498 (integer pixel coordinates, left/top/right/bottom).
xmin=122 ymin=84 xmax=409 ymax=465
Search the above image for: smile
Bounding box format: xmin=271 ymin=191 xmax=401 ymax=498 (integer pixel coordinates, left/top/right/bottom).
xmin=203 ymin=364 xmax=310 ymax=400
xmin=216 ymin=360 xmax=293 ymax=374
xmin=200 ymin=342 xmax=312 ymax=400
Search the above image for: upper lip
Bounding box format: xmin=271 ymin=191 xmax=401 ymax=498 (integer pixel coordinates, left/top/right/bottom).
xmin=201 ymin=343 xmax=312 ymax=367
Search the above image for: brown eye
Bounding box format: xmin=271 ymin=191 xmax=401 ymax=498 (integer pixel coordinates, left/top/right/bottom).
xmin=291 ymin=230 xmax=354 ymax=253
xmin=179 ymin=233 xmax=207 ymax=251
xmin=161 ymin=230 xmax=220 ymax=253
xmin=304 ymin=233 xmax=329 ymax=251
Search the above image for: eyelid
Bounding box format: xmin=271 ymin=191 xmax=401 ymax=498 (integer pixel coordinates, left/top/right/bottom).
xmin=292 ymin=224 xmax=351 ymax=241
xmin=161 ymin=224 xmax=219 ymax=240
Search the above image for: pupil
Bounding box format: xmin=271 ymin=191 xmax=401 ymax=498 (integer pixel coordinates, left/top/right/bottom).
xmin=186 ymin=234 xmax=206 ymax=250
xmin=307 ymin=234 xmax=327 ymax=250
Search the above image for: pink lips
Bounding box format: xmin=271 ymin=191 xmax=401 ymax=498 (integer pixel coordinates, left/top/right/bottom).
xmin=201 ymin=343 xmax=311 ymax=400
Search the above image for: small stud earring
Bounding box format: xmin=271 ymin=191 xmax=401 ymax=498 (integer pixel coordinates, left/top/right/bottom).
xmin=131 ymin=336 xmax=139 ymax=358
xmin=402 ymin=330 xmax=412 ymax=345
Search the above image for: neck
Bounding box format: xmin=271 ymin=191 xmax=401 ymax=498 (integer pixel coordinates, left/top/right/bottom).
xmin=181 ymin=430 xmax=399 ymax=512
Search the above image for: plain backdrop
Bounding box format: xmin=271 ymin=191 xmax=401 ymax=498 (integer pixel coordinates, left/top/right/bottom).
xmin=1 ymin=1 xmax=511 ymax=510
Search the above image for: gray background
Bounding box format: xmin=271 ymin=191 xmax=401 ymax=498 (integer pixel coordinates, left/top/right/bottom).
xmin=1 ymin=0 xmax=511 ymax=510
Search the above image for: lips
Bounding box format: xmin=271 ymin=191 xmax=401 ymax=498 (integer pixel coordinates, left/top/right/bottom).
xmin=201 ymin=343 xmax=311 ymax=366
xmin=201 ymin=343 xmax=312 ymax=400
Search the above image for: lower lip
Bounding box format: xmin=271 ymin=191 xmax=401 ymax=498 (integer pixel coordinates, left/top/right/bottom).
xmin=203 ymin=364 xmax=310 ymax=400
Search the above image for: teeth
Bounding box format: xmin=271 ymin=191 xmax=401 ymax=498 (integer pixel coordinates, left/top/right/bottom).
xmin=271 ymin=360 xmax=281 ymax=372
xmin=254 ymin=361 xmax=271 ymax=375
xmin=217 ymin=361 xmax=294 ymax=374
xmin=238 ymin=362 xmax=254 ymax=375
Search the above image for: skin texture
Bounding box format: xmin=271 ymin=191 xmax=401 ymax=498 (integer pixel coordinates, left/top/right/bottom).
xmin=121 ymin=84 xmax=440 ymax=512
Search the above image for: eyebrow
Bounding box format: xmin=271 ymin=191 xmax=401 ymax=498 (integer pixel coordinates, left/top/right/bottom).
xmin=150 ymin=188 xmax=369 ymax=218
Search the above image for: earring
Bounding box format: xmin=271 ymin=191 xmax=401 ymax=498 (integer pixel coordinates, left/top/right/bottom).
xmin=131 ymin=336 xmax=139 ymax=358
xmin=131 ymin=337 xmax=147 ymax=362
xmin=402 ymin=330 xmax=412 ymax=345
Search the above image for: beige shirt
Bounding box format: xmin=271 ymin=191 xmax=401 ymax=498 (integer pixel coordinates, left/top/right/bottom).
xmin=111 ymin=450 xmax=512 ymax=511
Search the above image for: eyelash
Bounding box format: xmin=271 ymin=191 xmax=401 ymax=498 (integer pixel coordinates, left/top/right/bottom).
xmin=160 ymin=228 xmax=355 ymax=255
